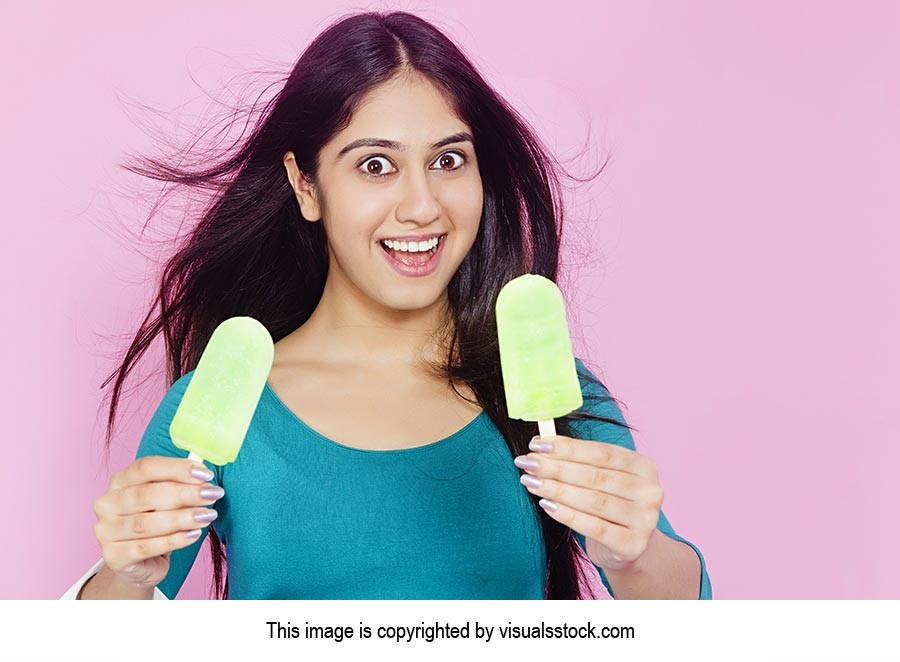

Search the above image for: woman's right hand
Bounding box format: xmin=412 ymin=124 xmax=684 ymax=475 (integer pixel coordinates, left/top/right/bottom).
xmin=91 ymin=456 xmax=224 ymax=590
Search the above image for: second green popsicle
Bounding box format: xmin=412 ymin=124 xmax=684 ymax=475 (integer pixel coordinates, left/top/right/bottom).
xmin=496 ymin=274 xmax=582 ymax=435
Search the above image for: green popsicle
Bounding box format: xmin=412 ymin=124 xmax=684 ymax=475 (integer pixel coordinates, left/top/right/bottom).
xmin=496 ymin=274 xmax=582 ymax=436
xmin=169 ymin=316 xmax=274 ymax=465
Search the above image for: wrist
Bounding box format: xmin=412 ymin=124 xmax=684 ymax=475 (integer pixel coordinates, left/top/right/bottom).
xmin=586 ymin=544 xmax=648 ymax=577
xmin=78 ymin=565 xmax=156 ymax=600
xmin=588 ymin=530 xmax=658 ymax=576
xmin=600 ymin=553 xmax=648 ymax=579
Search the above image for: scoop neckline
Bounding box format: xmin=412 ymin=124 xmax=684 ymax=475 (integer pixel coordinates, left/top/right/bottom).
xmin=262 ymin=380 xmax=488 ymax=454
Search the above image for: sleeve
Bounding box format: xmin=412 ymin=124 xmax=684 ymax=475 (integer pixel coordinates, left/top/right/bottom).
xmin=567 ymin=359 xmax=712 ymax=600
xmin=133 ymin=370 xmax=221 ymax=599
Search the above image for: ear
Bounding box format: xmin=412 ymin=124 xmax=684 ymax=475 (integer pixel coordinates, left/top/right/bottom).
xmin=283 ymin=151 xmax=321 ymax=221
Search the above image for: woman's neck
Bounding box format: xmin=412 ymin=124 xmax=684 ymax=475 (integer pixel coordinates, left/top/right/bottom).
xmin=284 ymin=282 xmax=452 ymax=371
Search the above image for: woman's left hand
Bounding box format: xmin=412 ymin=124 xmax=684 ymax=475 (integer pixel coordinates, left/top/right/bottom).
xmin=514 ymin=434 xmax=664 ymax=572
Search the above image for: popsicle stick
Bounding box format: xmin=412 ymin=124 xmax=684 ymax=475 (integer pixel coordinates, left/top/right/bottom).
xmin=187 ymin=451 xmax=205 ymax=464
xmin=537 ymin=419 xmax=556 ymax=438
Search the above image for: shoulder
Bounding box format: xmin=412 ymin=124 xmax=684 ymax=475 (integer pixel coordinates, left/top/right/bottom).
xmin=568 ymin=358 xmax=634 ymax=451
xmin=135 ymin=370 xmax=197 ymax=460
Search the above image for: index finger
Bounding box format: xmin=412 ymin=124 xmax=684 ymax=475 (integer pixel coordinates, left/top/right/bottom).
xmin=110 ymin=456 xmax=215 ymax=491
xmin=534 ymin=435 xmax=656 ymax=478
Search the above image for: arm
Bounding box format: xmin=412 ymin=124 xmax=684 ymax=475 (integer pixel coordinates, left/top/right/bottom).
xmin=568 ymin=359 xmax=713 ymax=599
xmin=597 ymin=528 xmax=701 ymax=600
xmin=64 ymin=371 xmax=208 ymax=601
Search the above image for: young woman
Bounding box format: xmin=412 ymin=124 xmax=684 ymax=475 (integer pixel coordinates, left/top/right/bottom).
xmin=68 ymin=10 xmax=711 ymax=600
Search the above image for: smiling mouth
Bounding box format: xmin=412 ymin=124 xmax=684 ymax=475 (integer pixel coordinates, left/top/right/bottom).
xmin=378 ymin=234 xmax=446 ymax=267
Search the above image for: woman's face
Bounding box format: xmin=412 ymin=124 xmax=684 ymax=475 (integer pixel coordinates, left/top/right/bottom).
xmin=285 ymin=71 xmax=483 ymax=313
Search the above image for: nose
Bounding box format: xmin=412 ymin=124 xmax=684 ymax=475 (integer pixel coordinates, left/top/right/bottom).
xmin=394 ymin=168 xmax=442 ymax=226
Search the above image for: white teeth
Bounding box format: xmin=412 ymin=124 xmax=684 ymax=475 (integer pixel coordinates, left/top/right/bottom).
xmin=381 ymin=236 xmax=441 ymax=252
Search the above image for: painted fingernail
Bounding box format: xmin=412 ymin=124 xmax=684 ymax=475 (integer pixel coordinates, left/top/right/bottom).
xmin=194 ymin=508 xmax=218 ymax=523
xmin=539 ymin=498 xmax=558 ymax=512
xmin=191 ymin=467 xmax=214 ymax=481
xmin=529 ymin=439 xmax=553 ymax=453
xmin=184 ymin=529 xmax=202 ymax=539
xmin=200 ymin=486 xmax=225 ymax=500
xmin=520 ymin=474 xmax=543 ymax=488
xmin=514 ymin=455 xmax=540 ymax=471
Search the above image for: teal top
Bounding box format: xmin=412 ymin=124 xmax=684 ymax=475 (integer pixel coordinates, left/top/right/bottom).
xmin=136 ymin=359 xmax=712 ymax=599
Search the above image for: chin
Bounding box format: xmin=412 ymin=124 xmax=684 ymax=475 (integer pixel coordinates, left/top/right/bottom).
xmin=384 ymin=295 xmax=440 ymax=311
xmin=380 ymin=284 xmax=446 ymax=310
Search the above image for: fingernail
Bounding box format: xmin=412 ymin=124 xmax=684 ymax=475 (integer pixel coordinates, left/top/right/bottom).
xmin=192 ymin=467 xmax=214 ymax=481
xmin=529 ymin=439 xmax=553 ymax=453
xmin=194 ymin=509 xmax=218 ymax=523
xmin=184 ymin=529 xmax=202 ymax=539
xmin=520 ymin=474 xmax=543 ymax=488
xmin=539 ymin=498 xmax=558 ymax=512
xmin=514 ymin=455 xmax=540 ymax=471
xmin=200 ymin=486 xmax=225 ymax=500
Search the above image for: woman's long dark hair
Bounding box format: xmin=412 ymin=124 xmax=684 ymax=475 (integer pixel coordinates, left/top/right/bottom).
xmin=102 ymin=10 xmax=637 ymax=599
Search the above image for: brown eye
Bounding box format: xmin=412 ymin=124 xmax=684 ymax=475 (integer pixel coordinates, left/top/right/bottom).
xmin=358 ymin=156 xmax=395 ymax=178
xmin=432 ymin=151 xmax=465 ymax=171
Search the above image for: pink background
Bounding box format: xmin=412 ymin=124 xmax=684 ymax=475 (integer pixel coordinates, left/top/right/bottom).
xmin=1 ymin=1 xmax=897 ymax=599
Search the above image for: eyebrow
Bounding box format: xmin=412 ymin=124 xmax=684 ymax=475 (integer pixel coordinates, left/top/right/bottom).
xmin=336 ymin=131 xmax=474 ymax=162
